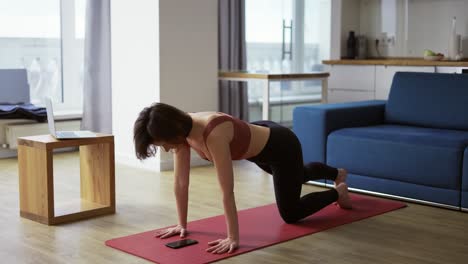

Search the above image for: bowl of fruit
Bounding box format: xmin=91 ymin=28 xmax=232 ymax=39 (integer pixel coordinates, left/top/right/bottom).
xmin=423 ymin=49 xmax=444 ymax=61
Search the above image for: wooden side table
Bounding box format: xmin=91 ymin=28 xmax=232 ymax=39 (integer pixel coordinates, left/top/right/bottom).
xmin=17 ymin=134 xmax=115 ymax=225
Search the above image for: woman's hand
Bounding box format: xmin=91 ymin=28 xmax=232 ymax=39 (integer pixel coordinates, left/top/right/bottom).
xmin=154 ymin=225 xmax=187 ymax=239
xmin=206 ymin=237 xmax=238 ymax=254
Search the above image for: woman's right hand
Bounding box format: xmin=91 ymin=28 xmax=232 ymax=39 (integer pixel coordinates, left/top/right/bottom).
xmin=154 ymin=224 xmax=187 ymax=239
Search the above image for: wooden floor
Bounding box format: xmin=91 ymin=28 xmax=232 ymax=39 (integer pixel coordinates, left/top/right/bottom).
xmin=1 ymin=151 xmax=468 ymax=264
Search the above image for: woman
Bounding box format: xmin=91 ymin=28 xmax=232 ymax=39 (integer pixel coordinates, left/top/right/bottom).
xmin=133 ymin=103 xmax=352 ymax=255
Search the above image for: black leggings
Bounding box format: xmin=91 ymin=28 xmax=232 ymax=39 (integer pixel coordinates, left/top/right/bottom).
xmin=247 ymin=121 xmax=339 ymax=223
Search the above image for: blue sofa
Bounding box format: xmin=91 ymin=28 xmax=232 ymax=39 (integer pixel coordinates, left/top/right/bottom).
xmin=293 ymin=72 xmax=468 ymax=210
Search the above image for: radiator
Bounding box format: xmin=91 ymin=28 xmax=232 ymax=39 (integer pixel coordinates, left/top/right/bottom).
xmin=0 ymin=119 xmax=31 ymax=147
xmin=4 ymin=120 xmax=81 ymax=149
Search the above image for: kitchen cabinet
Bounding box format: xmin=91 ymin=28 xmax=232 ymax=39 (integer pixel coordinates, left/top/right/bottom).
xmin=435 ymin=67 xmax=468 ymax=74
xmin=327 ymin=90 xmax=375 ymax=103
xmin=327 ymin=65 xmax=375 ymax=103
xmin=328 ymin=65 xmax=375 ymax=91
xmin=324 ymin=61 xmax=466 ymax=103
xmin=375 ymin=66 xmax=435 ymax=100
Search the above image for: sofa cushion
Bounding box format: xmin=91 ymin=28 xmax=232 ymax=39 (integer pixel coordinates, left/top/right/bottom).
xmin=327 ymin=124 xmax=468 ymax=190
xmin=386 ymin=72 xmax=468 ymax=130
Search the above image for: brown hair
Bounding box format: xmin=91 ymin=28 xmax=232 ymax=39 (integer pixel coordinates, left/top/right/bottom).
xmin=133 ymin=102 xmax=192 ymax=160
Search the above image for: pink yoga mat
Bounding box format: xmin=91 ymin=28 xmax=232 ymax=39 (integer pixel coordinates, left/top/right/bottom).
xmin=106 ymin=193 xmax=406 ymax=264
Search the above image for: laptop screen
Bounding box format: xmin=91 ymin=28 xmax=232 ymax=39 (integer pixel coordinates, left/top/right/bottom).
xmin=45 ymin=97 xmax=57 ymax=136
xmin=0 ymin=69 xmax=30 ymax=104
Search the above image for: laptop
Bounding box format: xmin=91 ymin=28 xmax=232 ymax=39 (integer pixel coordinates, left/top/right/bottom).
xmin=45 ymin=97 xmax=97 ymax=139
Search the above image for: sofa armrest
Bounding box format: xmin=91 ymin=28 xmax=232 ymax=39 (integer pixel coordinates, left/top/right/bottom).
xmin=293 ymin=100 xmax=386 ymax=163
xmin=462 ymin=147 xmax=468 ymax=209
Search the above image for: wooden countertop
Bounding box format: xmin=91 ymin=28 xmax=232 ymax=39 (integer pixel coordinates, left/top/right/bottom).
xmin=218 ymin=71 xmax=329 ymax=80
xmin=323 ymin=58 xmax=468 ymax=67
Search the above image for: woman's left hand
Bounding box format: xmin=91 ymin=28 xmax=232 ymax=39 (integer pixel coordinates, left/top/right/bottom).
xmin=206 ymin=237 xmax=238 ymax=254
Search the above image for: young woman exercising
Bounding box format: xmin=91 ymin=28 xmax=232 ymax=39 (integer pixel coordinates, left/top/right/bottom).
xmin=133 ymin=103 xmax=352 ymax=255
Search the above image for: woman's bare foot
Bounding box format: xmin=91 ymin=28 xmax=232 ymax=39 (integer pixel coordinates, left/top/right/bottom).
xmin=334 ymin=168 xmax=348 ymax=186
xmin=335 ymin=183 xmax=352 ymax=209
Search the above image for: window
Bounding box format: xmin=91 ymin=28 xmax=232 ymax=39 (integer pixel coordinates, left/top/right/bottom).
xmin=0 ymin=0 xmax=86 ymax=112
xmin=245 ymin=0 xmax=331 ymax=125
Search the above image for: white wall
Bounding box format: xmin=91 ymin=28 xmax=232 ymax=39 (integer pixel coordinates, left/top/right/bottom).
xmin=355 ymin=0 xmax=468 ymax=58
xmin=111 ymin=0 xmax=217 ymax=171
xmin=159 ymin=0 xmax=218 ymax=111
xmin=339 ymin=0 xmax=360 ymax=58
xmin=359 ymin=0 xmax=382 ymax=57
xmin=406 ymin=0 xmax=468 ymax=57
xmin=158 ymin=0 xmax=218 ymax=170
xmin=330 ymin=0 xmax=342 ymax=59
xmin=111 ymin=0 xmax=160 ymax=170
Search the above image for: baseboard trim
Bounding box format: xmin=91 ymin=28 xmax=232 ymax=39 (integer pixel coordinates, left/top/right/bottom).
xmin=0 ymin=149 xmax=18 ymax=159
xmin=115 ymin=151 xmax=212 ymax=172
xmin=305 ymin=181 xmax=460 ymax=211
xmin=462 ymin=208 xmax=468 ymax=212
xmin=115 ymin=152 xmax=159 ymax=171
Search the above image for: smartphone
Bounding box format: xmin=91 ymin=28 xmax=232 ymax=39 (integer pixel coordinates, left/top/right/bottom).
xmin=165 ymin=239 xmax=198 ymax=249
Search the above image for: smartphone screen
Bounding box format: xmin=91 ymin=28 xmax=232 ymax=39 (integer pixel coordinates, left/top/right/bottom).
xmin=165 ymin=239 xmax=198 ymax=249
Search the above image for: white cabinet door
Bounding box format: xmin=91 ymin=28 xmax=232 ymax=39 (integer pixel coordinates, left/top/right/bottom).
xmin=326 ymin=65 xmax=375 ymax=103
xmin=328 ymin=65 xmax=375 ymax=91
xmin=327 ymin=89 xmax=375 ymax=103
xmin=435 ymin=67 xmax=468 ymax=74
xmin=375 ymin=66 xmax=435 ymax=100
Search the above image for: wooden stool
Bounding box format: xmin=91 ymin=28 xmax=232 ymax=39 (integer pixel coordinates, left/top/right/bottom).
xmin=17 ymin=134 xmax=115 ymax=225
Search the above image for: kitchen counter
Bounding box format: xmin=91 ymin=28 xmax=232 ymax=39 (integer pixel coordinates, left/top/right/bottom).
xmin=323 ymin=58 xmax=468 ymax=67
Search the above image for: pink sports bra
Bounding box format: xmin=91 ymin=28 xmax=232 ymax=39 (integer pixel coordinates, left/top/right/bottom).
xmin=202 ymin=113 xmax=251 ymax=160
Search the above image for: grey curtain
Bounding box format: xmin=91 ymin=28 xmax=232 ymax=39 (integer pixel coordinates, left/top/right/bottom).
xmin=218 ymin=0 xmax=249 ymax=121
xmin=81 ymin=0 xmax=112 ymax=133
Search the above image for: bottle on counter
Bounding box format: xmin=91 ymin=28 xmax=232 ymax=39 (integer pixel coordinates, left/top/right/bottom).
xmin=448 ymin=17 xmax=458 ymax=60
xmin=347 ymin=31 xmax=357 ymax=59
xmin=357 ymin=35 xmax=368 ymax=59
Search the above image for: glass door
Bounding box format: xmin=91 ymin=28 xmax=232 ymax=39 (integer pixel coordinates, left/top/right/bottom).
xmin=245 ymin=0 xmax=293 ymax=73
xmin=0 ymin=0 xmax=85 ymax=111
xmin=245 ymin=0 xmax=332 ymax=125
